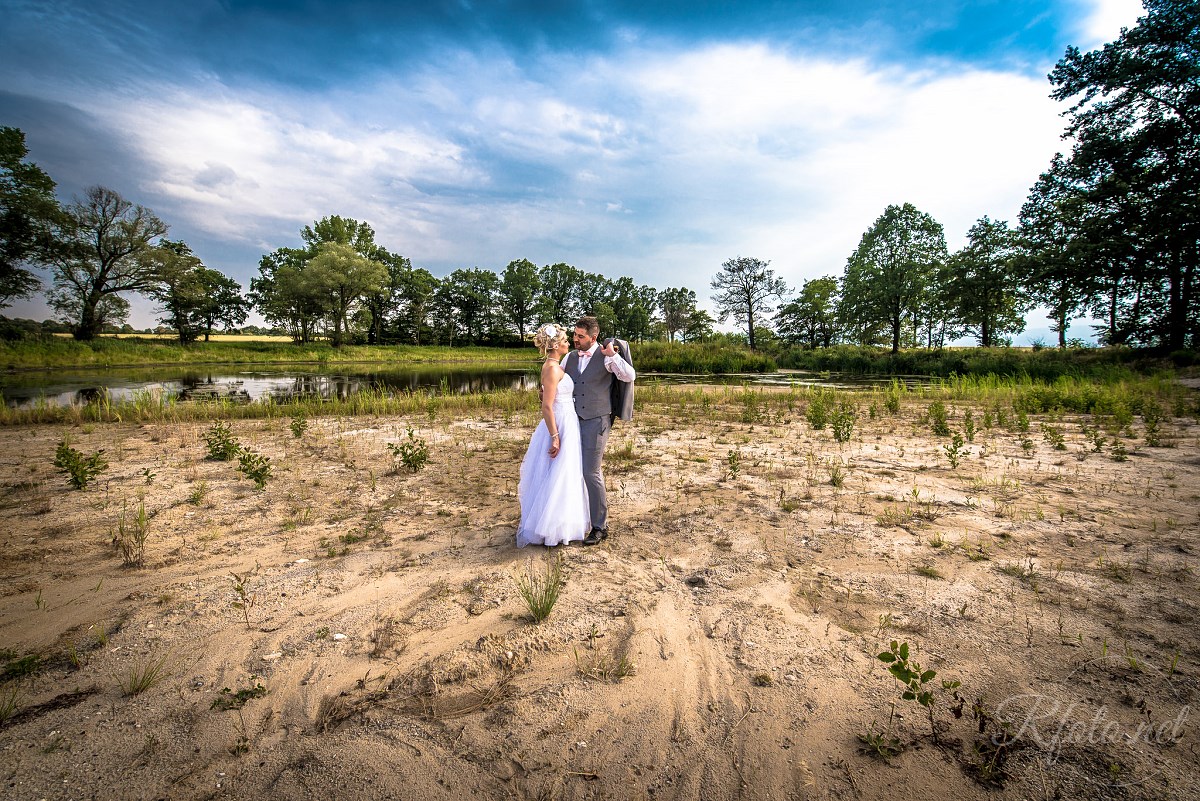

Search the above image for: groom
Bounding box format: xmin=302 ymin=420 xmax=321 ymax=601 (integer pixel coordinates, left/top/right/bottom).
xmin=562 ymin=316 xmax=635 ymax=546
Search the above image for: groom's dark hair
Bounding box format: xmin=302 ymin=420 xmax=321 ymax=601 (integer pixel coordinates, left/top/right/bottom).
xmin=575 ymin=316 xmax=600 ymax=337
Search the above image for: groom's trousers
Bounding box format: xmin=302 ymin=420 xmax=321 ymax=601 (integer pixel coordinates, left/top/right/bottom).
xmin=579 ymin=414 xmax=611 ymax=530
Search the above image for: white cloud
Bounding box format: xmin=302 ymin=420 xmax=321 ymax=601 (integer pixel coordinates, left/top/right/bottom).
xmin=1077 ymin=0 xmax=1145 ymax=47
xmin=39 ymin=38 xmax=1078 ymax=305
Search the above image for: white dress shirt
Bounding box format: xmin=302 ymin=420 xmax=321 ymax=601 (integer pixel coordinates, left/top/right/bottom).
xmin=577 ymin=342 xmax=636 ymax=382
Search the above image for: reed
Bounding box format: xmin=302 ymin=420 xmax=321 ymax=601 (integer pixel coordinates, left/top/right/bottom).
xmin=0 ymin=372 xmax=1184 ymax=428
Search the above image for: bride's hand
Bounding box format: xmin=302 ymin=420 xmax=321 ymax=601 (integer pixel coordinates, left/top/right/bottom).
xmin=548 ymin=433 xmax=560 ymax=458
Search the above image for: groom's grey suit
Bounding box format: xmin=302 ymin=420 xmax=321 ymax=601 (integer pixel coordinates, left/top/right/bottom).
xmin=563 ymin=339 xmax=634 ymax=532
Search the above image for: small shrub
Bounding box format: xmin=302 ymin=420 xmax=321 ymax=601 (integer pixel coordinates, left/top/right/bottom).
xmin=1040 ymin=423 xmax=1066 ymax=450
xmin=830 ymin=402 xmax=857 ymax=443
xmin=726 ymin=448 xmax=741 ymax=480
xmin=927 ymin=401 xmax=950 ymax=436
xmin=53 ymin=439 xmax=108 ymax=490
xmin=228 ymin=564 xmax=259 ymax=629
xmin=1141 ymin=400 xmax=1163 ymax=446
xmin=290 ymin=412 xmax=308 ymax=438
xmin=237 ymin=450 xmax=271 ymax=490
xmin=806 ymin=392 xmax=829 ymax=430
xmin=944 ymin=432 xmax=966 ymax=469
xmin=883 ymin=379 xmax=904 ymax=415
xmin=203 ymin=421 xmax=241 ymax=461
xmin=515 ymin=552 xmax=563 ymax=623
xmin=211 ymin=682 xmax=267 ymax=711
xmin=388 ymin=427 xmax=430 ymax=473
xmin=962 ymin=409 xmax=976 ymax=442
xmin=829 ymin=462 xmax=846 ymax=488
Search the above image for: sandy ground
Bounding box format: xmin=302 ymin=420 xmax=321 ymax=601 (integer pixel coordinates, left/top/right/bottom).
xmin=1 ymin=387 xmax=1198 ymax=801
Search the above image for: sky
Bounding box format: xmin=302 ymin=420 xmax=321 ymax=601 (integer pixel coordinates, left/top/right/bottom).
xmin=1 ymin=0 xmax=1148 ymax=341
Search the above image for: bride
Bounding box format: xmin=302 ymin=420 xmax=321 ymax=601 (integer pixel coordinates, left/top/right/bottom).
xmin=516 ymin=323 xmax=591 ymax=547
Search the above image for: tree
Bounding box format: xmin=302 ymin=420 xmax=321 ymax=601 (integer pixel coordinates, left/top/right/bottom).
xmin=537 ymin=262 xmax=584 ymax=324
xmin=1018 ymin=156 xmax=1096 ymax=347
xmin=659 ymin=287 xmax=700 ymax=342
xmin=250 ymin=247 xmax=322 ymax=343
xmin=775 ymin=276 xmax=841 ymax=348
xmin=439 ymin=268 xmax=500 ymax=344
xmin=147 ymin=241 xmax=250 ymax=343
xmin=1 ymin=127 xmax=61 ymax=307
xmin=710 ymin=256 xmax=788 ymax=350
xmin=195 ymin=268 xmax=249 ymax=340
xmin=839 ymin=203 xmax=947 ymax=354
xmin=1045 ymin=0 xmax=1200 ymax=348
xmin=304 ymin=242 xmax=387 ymax=346
xmin=145 ymin=239 xmax=206 ymax=343
xmin=499 ymin=258 xmax=540 ymax=341
xmin=362 ymin=248 xmax=412 ymax=344
xmin=610 ymin=277 xmax=656 ymax=341
xmin=942 ymin=217 xmax=1031 ymax=347
xmin=396 ymin=266 xmax=438 ymax=345
xmin=681 ymin=308 xmax=716 ymax=342
xmin=47 ymin=186 xmax=167 ymax=340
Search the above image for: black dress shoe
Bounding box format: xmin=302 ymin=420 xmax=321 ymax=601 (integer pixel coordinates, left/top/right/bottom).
xmin=582 ymin=529 xmax=604 ymax=546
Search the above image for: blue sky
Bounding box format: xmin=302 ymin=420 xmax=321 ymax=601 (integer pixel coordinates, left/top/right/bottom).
xmin=1 ymin=0 xmax=1146 ymax=340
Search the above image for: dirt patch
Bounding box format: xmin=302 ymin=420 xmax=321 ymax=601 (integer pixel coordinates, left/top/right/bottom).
xmin=1 ymin=393 xmax=1198 ymax=800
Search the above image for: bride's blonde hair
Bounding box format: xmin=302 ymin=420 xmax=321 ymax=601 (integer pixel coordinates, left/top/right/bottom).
xmin=533 ymin=323 xmax=569 ymax=356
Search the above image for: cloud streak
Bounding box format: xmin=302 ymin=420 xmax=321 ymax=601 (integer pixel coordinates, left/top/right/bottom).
xmin=0 ymin=0 xmax=1143 ymax=340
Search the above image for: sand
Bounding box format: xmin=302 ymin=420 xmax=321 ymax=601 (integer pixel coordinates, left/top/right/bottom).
xmin=1 ymin=388 xmax=1198 ymax=800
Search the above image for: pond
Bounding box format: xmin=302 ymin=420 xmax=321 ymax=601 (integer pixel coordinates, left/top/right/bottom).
xmin=0 ymin=364 xmax=912 ymax=408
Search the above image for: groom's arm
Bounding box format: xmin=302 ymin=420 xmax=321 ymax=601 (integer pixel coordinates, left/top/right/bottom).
xmin=604 ymin=348 xmax=635 ymax=382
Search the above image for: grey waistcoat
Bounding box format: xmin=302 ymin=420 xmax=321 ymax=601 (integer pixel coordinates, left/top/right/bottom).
xmin=563 ymin=341 xmax=634 ymax=422
xmin=564 ymin=349 xmax=614 ymax=421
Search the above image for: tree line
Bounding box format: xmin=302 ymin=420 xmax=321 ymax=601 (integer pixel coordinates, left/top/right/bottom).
xmin=2 ymin=0 xmax=1196 ymax=350
xmin=713 ymin=0 xmax=1198 ymax=353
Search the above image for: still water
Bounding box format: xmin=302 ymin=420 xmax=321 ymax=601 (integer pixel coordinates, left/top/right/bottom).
xmin=1 ymin=364 xmax=900 ymax=408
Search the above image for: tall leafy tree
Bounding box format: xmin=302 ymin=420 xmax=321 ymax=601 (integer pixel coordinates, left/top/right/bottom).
xmin=839 ymin=203 xmax=947 ymax=354
xmin=499 ymin=258 xmax=540 ymax=341
xmin=396 ymin=266 xmax=438 ymax=345
xmin=145 ymin=239 xmax=205 ymax=343
xmin=942 ymin=217 xmax=1031 ymax=347
xmin=195 ymin=268 xmax=249 ymax=340
xmin=1046 ymin=0 xmax=1200 ymax=347
xmin=147 ymin=241 xmax=250 ymax=343
xmin=710 ymin=256 xmax=788 ymax=350
xmin=362 ymin=248 xmax=412 ymax=345
xmin=304 ymin=242 xmax=387 ymax=346
xmin=250 ymin=247 xmax=322 ymax=343
xmin=658 ymin=287 xmax=700 ymax=342
xmin=1018 ymin=155 xmax=1096 ymax=347
xmin=1 ymin=127 xmax=61 ymax=307
xmin=537 ymin=262 xmax=583 ymax=324
xmin=610 ymin=276 xmax=656 ymax=341
xmin=47 ymin=186 xmax=167 ymax=340
xmin=775 ymin=276 xmax=841 ymax=348
xmin=576 ymin=271 xmax=615 ymax=318
xmin=439 ymin=267 xmax=500 ymax=344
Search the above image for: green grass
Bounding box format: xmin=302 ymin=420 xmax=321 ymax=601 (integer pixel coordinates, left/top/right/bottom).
xmin=0 ymin=366 xmax=1187 ymax=430
xmin=773 ymin=343 xmax=1198 ymax=381
xmin=0 ymin=337 xmax=535 ymax=371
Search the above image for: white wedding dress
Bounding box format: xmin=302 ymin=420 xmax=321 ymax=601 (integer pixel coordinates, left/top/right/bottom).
xmin=517 ymin=372 xmax=591 ymax=547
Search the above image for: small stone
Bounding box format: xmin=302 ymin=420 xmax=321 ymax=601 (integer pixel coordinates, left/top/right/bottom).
xmin=332 ymin=633 xmax=346 ymax=641
xmin=262 ymin=652 xmax=283 ymax=661
xmin=295 ymin=559 xmax=309 ymax=564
